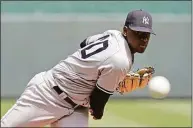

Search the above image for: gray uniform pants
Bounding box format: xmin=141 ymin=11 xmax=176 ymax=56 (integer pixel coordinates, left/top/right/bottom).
xmin=1 ymin=72 xmax=88 ymax=127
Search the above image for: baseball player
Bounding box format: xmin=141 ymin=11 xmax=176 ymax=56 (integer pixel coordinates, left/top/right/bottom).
xmin=1 ymin=9 xmax=155 ymax=127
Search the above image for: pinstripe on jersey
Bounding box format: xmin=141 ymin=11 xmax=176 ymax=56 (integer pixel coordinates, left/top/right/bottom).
xmin=44 ymin=30 xmax=133 ymax=106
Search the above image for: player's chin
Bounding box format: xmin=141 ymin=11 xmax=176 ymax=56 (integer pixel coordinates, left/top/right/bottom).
xmin=137 ymin=47 xmax=146 ymax=53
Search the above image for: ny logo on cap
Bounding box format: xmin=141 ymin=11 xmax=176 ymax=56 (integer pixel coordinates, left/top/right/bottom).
xmin=142 ymin=16 xmax=149 ymax=24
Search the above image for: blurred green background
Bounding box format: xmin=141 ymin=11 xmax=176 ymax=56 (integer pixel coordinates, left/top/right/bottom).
xmin=1 ymin=99 xmax=191 ymax=127
xmin=1 ymin=1 xmax=192 ymax=127
xmin=1 ymin=1 xmax=191 ymax=14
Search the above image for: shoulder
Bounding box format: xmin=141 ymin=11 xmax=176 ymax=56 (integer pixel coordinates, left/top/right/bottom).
xmin=84 ymin=30 xmax=121 ymax=44
xmin=103 ymin=30 xmax=126 ymax=48
xmin=101 ymin=51 xmax=131 ymax=73
xmin=96 ymin=30 xmax=132 ymax=70
xmin=113 ymin=53 xmax=131 ymax=69
xmin=104 ymin=30 xmax=122 ymax=36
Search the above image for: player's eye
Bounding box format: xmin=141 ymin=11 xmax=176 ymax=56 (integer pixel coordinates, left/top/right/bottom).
xmin=134 ymin=31 xmax=150 ymax=40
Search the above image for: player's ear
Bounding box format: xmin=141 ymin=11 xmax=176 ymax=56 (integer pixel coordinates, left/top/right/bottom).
xmin=123 ymin=26 xmax=128 ymax=36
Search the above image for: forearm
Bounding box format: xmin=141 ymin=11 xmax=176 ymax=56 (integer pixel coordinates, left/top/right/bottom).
xmin=89 ymin=85 xmax=112 ymax=119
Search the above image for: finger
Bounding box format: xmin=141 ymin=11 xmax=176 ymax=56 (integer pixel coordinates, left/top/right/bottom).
xmin=132 ymin=74 xmax=140 ymax=90
xmin=124 ymin=76 xmax=133 ymax=92
xmin=119 ymin=81 xmax=126 ymax=93
xmin=139 ymin=73 xmax=149 ymax=88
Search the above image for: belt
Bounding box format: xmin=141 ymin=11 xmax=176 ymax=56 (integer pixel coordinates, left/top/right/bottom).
xmin=53 ymin=86 xmax=78 ymax=108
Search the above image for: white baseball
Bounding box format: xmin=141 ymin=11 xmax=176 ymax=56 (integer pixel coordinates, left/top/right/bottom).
xmin=148 ymin=76 xmax=171 ymax=99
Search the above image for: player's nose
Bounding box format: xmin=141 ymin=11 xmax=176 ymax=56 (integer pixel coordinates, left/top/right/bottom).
xmin=140 ymin=38 xmax=149 ymax=45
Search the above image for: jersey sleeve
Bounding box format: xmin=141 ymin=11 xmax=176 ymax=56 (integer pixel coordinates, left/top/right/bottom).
xmin=97 ymin=55 xmax=128 ymax=94
xmin=80 ymin=33 xmax=109 ymax=48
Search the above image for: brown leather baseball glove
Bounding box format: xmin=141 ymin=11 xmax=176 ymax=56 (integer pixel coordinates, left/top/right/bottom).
xmin=117 ymin=67 xmax=155 ymax=94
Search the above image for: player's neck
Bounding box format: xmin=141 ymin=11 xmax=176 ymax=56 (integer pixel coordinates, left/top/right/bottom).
xmin=122 ymin=34 xmax=136 ymax=54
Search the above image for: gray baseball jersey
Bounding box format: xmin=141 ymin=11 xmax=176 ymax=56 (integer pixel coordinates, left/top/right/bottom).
xmin=44 ymin=30 xmax=133 ymax=107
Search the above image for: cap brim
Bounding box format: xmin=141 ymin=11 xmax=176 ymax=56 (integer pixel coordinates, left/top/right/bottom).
xmin=129 ymin=26 xmax=156 ymax=35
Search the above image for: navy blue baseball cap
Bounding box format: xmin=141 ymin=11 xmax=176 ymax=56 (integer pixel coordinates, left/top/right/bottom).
xmin=125 ymin=9 xmax=156 ymax=35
